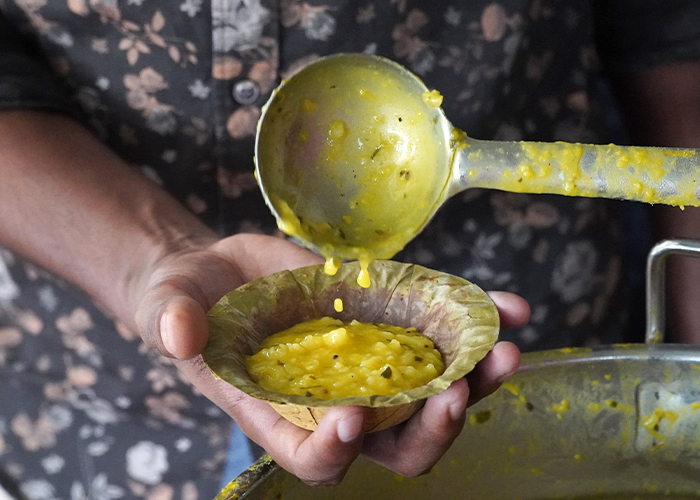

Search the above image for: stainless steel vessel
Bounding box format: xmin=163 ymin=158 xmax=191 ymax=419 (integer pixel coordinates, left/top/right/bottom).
xmin=216 ymin=240 xmax=700 ymax=500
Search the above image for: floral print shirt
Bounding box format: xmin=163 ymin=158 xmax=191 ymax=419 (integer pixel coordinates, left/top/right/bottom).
xmin=1 ymin=0 xmax=698 ymax=498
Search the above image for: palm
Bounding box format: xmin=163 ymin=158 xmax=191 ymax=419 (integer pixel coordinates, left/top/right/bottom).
xmin=133 ymin=233 xmax=323 ymax=359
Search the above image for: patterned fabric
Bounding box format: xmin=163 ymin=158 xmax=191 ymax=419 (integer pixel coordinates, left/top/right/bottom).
xmin=0 ymin=0 xmax=639 ymax=498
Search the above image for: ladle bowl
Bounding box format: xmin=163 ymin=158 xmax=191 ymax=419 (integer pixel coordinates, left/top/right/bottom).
xmin=255 ymin=53 xmax=700 ymax=265
xmin=255 ymin=54 xmax=452 ymax=264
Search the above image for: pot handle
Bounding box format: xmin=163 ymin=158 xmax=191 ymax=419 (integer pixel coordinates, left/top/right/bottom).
xmin=645 ymin=238 xmax=700 ymax=343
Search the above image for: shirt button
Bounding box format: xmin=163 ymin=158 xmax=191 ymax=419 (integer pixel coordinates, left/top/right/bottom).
xmin=232 ymin=79 xmax=260 ymax=105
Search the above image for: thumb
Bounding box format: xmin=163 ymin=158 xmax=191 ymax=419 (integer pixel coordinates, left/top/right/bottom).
xmin=137 ymin=286 xmax=209 ymax=359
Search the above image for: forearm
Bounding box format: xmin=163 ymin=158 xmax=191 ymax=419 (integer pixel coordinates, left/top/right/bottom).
xmin=0 ymin=110 xmax=217 ymax=327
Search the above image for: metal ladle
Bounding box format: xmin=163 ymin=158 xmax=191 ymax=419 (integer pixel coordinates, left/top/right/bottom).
xmin=255 ymin=53 xmax=700 ymax=266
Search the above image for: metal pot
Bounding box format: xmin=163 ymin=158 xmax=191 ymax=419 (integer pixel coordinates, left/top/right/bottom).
xmin=216 ymin=240 xmax=700 ymax=500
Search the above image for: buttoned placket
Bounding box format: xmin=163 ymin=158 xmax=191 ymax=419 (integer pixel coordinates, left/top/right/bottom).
xmin=210 ymin=0 xmax=280 ymax=233
xmin=232 ymin=78 xmax=260 ymax=105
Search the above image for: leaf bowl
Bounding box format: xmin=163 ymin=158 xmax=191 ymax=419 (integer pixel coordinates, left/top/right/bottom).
xmin=203 ymin=260 xmax=499 ymax=432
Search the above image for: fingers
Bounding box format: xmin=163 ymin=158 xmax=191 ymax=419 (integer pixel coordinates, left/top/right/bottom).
xmin=465 ymin=341 xmax=520 ymax=406
xmin=175 ymin=356 xmax=365 ymax=486
xmin=361 ymin=377 xmax=470 ymax=477
xmin=487 ymin=291 xmax=531 ymax=329
xmin=461 ymin=291 xmax=526 ymax=404
xmin=148 ymin=248 xmax=531 ymax=485
xmin=360 ymin=340 xmax=519 ymax=478
xmin=167 ymin=284 xmax=525 ymax=484
xmin=356 ymin=290 xmax=524 ymax=478
xmin=270 ymin=406 xmax=365 ymax=486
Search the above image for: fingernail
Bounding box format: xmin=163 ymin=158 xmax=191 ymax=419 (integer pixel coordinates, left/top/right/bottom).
xmin=449 ymin=400 xmax=467 ymax=421
xmin=336 ymin=414 xmax=363 ymax=443
xmin=160 ymin=310 xmax=178 ymax=355
xmin=497 ymin=370 xmax=517 ymax=384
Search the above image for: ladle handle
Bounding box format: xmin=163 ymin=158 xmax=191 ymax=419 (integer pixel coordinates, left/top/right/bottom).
xmin=451 ymin=138 xmax=700 ymax=207
xmin=645 ymin=239 xmax=700 ymax=344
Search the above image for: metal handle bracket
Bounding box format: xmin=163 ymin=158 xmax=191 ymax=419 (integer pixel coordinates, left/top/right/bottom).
xmin=645 ymin=239 xmax=700 ymax=343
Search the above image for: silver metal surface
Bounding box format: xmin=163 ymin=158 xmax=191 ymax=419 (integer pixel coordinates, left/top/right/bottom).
xmin=255 ymin=52 xmax=700 ymax=264
xmin=218 ymin=344 xmax=700 ymax=500
xmin=452 ymin=138 xmax=700 ymax=204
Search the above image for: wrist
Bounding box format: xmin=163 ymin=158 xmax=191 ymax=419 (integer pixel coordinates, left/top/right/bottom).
xmin=0 ymin=110 xmax=219 ymax=330
xmin=107 ymin=202 xmax=220 ymax=332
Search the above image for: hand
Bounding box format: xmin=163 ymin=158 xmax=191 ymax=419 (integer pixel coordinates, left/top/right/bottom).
xmin=0 ymin=110 xmax=528 ymax=488
xmin=131 ymin=232 xmax=323 ymax=359
xmin=0 ymin=110 xmax=525 ymax=485
xmin=360 ymin=292 xmax=525 ymax=479
xmin=171 ymin=284 xmax=528 ymax=487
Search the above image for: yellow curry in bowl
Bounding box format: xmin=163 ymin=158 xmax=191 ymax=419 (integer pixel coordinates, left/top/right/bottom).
xmin=246 ymin=316 xmax=445 ymax=399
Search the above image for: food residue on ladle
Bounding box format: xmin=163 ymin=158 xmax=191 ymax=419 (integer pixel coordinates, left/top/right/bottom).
xmin=258 ymin=54 xmax=700 ymax=292
xmin=422 ymin=90 xmax=443 ymax=108
xmin=499 ymin=142 xmax=698 ymax=207
xmin=258 ymin=57 xmax=451 ymax=289
xmin=300 ymin=87 xmax=447 ymax=288
xmin=278 ymin=83 xmax=699 ymax=289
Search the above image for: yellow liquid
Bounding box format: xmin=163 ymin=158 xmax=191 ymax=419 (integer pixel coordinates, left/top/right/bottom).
xmin=246 ymin=317 xmax=444 ymax=399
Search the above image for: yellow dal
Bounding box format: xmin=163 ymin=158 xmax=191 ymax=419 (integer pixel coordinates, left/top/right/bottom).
xmin=246 ymin=317 xmax=444 ymax=399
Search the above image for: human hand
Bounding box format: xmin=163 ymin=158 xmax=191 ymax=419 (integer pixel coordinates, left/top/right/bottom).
xmin=172 ymin=286 xmax=528 ymax=487
xmin=131 ymin=232 xmax=324 ymax=359
xmin=0 ymin=110 xmax=527 ymax=485
xmin=359 ymin=292 xmax=525 ymax=479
